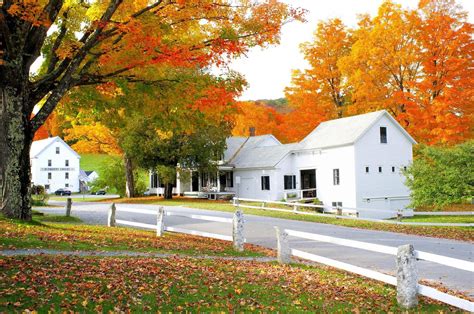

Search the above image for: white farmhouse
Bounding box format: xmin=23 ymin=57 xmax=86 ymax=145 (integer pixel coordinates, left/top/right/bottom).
xmin=149 ymin=110 xmax=416 ymax=211
xmin=30 ymin=137 xmax=81 ymax=193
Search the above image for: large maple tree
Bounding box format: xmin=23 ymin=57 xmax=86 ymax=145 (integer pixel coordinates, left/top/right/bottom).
xmin=284 ymin=0 xmax=472 ymax=144
xmin=0 ymin=0 xmax=304 ymax=219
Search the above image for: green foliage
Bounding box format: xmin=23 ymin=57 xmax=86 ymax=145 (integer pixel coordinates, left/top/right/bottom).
xmin=404 ymin=141 xmax=474 ymax=209
xmin=80 ymin=154 xmax=119 ymax=172
xmin=91 ymin=159 xmax=147 ymax=197
xmin=30 ymin=185 xmax=49 ymax=206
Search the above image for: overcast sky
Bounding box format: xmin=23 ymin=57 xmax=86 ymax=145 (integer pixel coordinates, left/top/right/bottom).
xmin=232 ymin=0 xmax=474 ymax=101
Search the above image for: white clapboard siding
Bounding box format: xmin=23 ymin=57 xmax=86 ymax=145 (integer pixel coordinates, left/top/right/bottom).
xmin=164 ymin=226 xmax=233 ymax=241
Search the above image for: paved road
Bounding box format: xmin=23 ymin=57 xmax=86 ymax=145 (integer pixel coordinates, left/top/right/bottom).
xmin=36 ymin=201 xmax=474 ymax=297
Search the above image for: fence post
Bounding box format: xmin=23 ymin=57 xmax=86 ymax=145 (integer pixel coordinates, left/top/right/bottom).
xmin=233 ymin=209 xmax=244 ymax=252
xmin=156 ymin=206 xmax=165 ymax=236
xmin=396 ymin=244 xmax=418 ymax=309
xmin=108 ymin=203 xmax=116 ymax=227
xmin=397 ymin=209 xmax=403 ymax=222
xmin=293 ymin=204 xmax=297 ymax=212
xmin=275 ymin=227 xmax=291 ymax=264
xmin=65 ymin=198 xmax=72 ymax=217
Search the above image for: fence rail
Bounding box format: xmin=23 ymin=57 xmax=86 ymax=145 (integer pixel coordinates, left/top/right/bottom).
xmin=233 ymin=197 xmax=473 ymax=227
xmin=107 ymin=203 xmax=245 ymax=251
xmin=279 ymin=228 xmax=474 ymax=311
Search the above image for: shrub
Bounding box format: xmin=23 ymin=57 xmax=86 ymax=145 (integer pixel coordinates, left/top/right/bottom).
xmin=31 ymin=185 xmax=49 ymax=206
xmin=404 ymin=141 xmax=474 ymax=209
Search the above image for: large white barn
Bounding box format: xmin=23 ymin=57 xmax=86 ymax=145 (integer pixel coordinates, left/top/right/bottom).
xmin=149 ymin=110 xmax=416 ymax=211
xmin=30 ymin=137 xmax=81 ymax=193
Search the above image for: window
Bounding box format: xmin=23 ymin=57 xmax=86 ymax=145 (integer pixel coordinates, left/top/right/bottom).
xmin=261 ymin=176 xmax=270 ymax=190
xmin=65 ymin=183 xmax=69 ymax=188
xmin=380 ymin=127 xmax=387 ymax=143
xmin=333 ymin=169 xmax=340 ymax=185
xmin=365 ymin=166 xmax=370 ymax=174
xmin=65 ymin=172 xmax=69 ymax=179
xmin=378 ymin=166 xmax=383 ymax=173
xmin=65 ymin=160 xmax=69 ymax=167
xmin=392 ymin=166 xmax=396 ymax=173
xmin=284 ymin=175 xmax=296 ymax=190
xmin=226 ymin=171 xmax=233 ymax=187
xmin=47 ymin=173 xmax=52 ymax=180
xmin=331 ymin=201 xmax=343 ymax=208
xmin=47 ymin=160 xmax=52 ymax=167
xmin=56 ymin=147 xmax=60 ymax=154
xmin=45 ymin=184 xmax=50 ymax=190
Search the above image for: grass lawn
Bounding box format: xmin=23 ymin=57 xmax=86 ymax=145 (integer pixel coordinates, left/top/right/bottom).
xmin=0 ymin=213 xmax=465 ymax=312
xmin=0 ymin=256 xmax=459 ymax=312
xmin=415 ymin=203 xmax=474 ymax=212
xmin=401 ymin=215 xmax=474 ymax=224
xmin=0 ymin=214 xmax=269 ymax=257
xmin=113 ymin=197 xmax=474 ymax=242
xmin=48 ymin=196 xmax=119 ymax=202
xmin=79 ymin=153 xmax=120 ymax=172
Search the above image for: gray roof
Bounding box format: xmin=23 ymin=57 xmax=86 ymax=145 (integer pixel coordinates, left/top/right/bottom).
xmin=223 ymin=137 xmax=247 ymax=161
xmin=30 ymin=136 xmax=80 ymax=158
xmin=229 ymin=143 xmax=300 ymax=169
xmin=300 ymin=110 xmax=416 ymax=149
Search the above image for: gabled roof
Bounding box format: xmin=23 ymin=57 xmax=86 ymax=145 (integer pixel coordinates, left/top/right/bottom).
xmin=30 ymin=136 xmax=80 ymax=159
xmin=300 ymin=110 xmax=416 ymax=150
xmin=229 ymin=143 xmax=300 ymax=169
xmin=223 ymin=135 xmax=281 ymax=163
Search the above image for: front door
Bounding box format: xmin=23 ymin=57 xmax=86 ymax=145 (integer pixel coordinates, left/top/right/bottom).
xmin=300 ymin=169 xmax=316 ymax=198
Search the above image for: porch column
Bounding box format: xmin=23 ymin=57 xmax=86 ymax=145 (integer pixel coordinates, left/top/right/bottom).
xmin=198 ymin=173 xmax=202 ymax=191
xmin=217 ymin=171 xmax=221 ymax=192
xmin=176 ymin=171 xmax=181 ymax=195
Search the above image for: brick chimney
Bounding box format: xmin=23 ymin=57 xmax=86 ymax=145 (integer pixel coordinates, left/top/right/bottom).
xmin=249 ymin=127 xmax=256 ymax=137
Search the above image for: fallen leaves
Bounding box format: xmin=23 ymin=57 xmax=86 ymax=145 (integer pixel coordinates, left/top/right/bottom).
xmin=0 ymin=219 xmax=272 ymax=257
xmin=0 ymin=255 xmax=457 ymax=312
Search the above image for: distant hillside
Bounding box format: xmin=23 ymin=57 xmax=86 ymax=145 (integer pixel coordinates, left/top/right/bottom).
xmin=255 ymin=98 xmax=291 ymax=113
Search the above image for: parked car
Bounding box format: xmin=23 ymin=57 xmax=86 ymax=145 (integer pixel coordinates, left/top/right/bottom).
xmin=54 ymin=188 xmax=71 ymax=196
xmin=92 ymin=190 xmax=106 ymax=195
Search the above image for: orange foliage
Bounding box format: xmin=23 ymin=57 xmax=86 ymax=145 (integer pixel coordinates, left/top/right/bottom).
xmin=232 ymin=101 xmax=284 ymax=139
xmin=32 ymin=112 xmax=60 ymax=141
xmin=284 ymin=0 xmax=473 ymax=145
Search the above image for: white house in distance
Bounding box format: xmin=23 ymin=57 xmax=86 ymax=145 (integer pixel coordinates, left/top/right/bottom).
xmin=30 ymin=137 xmax=81 ymax=193
xmin=149 ymin=110 xmax=416 ymax=211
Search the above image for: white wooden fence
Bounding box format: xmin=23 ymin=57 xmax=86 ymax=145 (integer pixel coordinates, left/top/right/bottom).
xmin=233 ymin=197 xmax=474 ymax=227
xmin=275 ymin=228 xmax=474 ymax=311
xmin=107 ymin=203 xmax=245 ymax=251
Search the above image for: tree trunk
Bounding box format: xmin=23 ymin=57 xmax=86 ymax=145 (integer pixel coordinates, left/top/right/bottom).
xmin=0 ymin=87 xmax=33 ymax=220
xmin=164 ymin=183 xmax=173 ymax=199
xmin=124 ymin=155 xmax=135 ymax=198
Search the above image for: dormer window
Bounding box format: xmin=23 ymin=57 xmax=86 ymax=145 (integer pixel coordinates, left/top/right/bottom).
xmin=380 ymin=127 xmax=387 ymax=143
xmin=48 ymin=160 xmax=52 ymax=167
xmin=56 ymin=147 xmax=60 ymax=154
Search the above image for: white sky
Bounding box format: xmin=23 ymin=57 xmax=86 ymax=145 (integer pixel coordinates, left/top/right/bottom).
xmin=232 ymin=0 xmax=474 ymax=101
